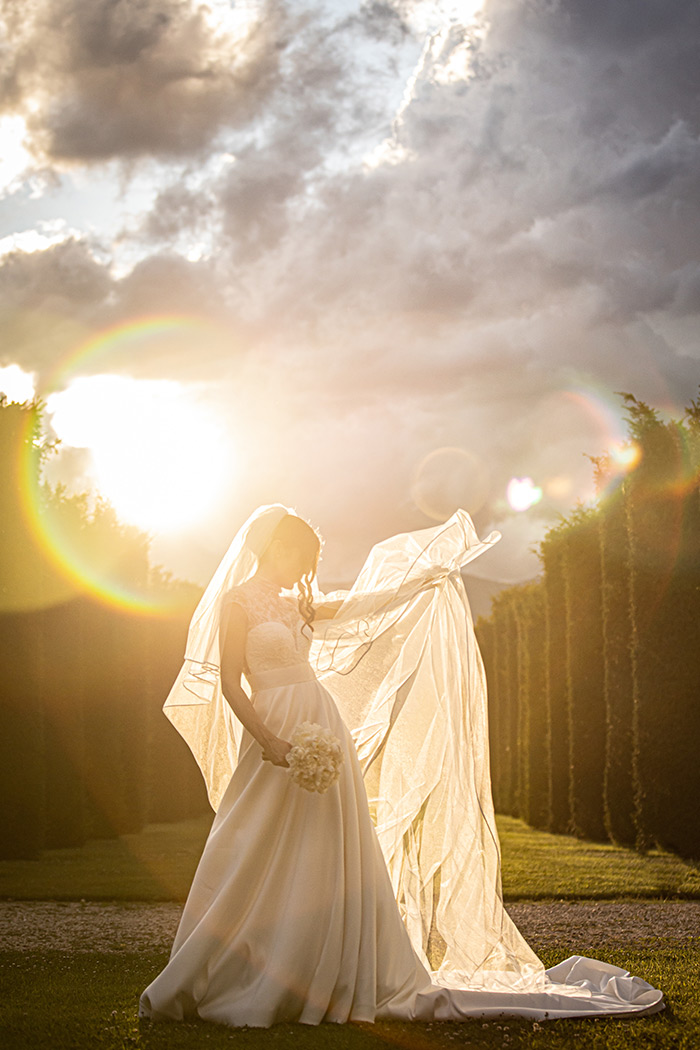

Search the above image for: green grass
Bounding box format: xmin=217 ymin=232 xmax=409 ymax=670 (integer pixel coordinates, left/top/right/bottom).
xmin=497 ymin=818 xmax=700 ymax=901
xmin=0 ymin=817 xmax=213 ymax=902
xmin=2 ymin=817 xmax=699 ymax=1047
xmin=1 ymin=814 xmax=698 ymax=903
xmin=1 ymin=944 xmax=697 ymax=1050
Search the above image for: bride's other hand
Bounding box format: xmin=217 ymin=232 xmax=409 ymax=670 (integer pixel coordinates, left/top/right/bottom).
xmin=261 ymin=736 xmax=292 ymax=767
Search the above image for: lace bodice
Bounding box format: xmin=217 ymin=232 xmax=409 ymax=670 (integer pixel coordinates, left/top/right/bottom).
xmin=226 ymin=576 xmax=311 ymax=674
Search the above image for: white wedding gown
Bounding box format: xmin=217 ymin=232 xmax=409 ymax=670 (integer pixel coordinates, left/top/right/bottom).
xmin=139 ymin=515 xmax=663 ymax=1027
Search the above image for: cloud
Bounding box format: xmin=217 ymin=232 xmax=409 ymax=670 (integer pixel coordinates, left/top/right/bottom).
xmin=197 ymin=0 xmax=700 ymax=370
xmin=1 ymin=0 xmax=291 ymax=162
xmin=0 ymin=237 xmax=110 ymax=313
xmin=2 ymin=0 xmax=700 ymax=584
xmin=0 ymin=238 xmax=248 ymax=384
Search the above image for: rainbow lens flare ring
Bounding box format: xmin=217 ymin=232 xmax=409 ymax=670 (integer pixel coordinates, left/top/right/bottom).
xmin=17 ymin=314 xmax=232 ymax=615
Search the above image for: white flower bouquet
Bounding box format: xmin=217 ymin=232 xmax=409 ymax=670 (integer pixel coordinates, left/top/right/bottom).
xmin=287 ymin=721 xmax=344 ymax=793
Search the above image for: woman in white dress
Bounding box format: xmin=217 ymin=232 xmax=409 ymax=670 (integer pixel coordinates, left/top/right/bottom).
xmin=139 ymin=504 xmax=663 ymax=1027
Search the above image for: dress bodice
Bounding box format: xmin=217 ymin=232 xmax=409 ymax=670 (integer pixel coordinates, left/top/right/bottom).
xmin=226 ymin=576 xmax=312 ymax=674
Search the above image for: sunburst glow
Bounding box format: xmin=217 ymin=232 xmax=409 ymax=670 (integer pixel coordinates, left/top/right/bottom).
xmin=203 ymin=0 xmax=262 ymax=40
xmin=0 ymin=363 xmax=35 ymax=404
xmin=407 ymin=0 xmax=485 ymax=33
xmin=47 ymin=375 xmax=230 ymax=534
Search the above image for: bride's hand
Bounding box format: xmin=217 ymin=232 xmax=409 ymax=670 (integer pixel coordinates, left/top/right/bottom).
xmin=261 ymin=736 xmax=292 ymax=767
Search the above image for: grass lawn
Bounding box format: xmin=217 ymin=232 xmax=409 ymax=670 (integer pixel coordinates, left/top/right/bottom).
xmin=1 ymin=944 xmax=697 ymax=1050
xmin=2 ymin=816 xmax=699 ymax=1048
xmin=0 ymin=813 xmax=698 ymax=902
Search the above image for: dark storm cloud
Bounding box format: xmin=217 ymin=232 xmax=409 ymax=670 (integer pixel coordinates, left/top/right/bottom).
xmin=3 ymin=0 xmax=699 ymax=584
xmin=0 ymin=238 xmax=110 ymax=313
xmin=674 ymin=265 xmax=700 ymax=315
xmin=0 ymin=239 xmax=241 ymax=381
xmin=0 ymin=239 xmax=111 ymax=376
xmin=8 ymin=0 xmax=697 ymax=398
xmin=210 ymin=0 xmax=700 ymax=368
xmin=168 ymin=0 xmax=699 ymax=567
xmin=353 ymin=1 xmax=411 ymax=42
xmin=136 ymin=1 xmax=415 ymax=259
xmin=552 ymin=0 xmax=698 ymax=51
xmin=115 ymin=253 xmax=227 ymax=319
xmin=143 ymin=183 xmax=216 ymax=242
xmin=1 ymin=0 xmax=291 ymax=161
xmin=0 ymin=239 xmax=223 ymax=329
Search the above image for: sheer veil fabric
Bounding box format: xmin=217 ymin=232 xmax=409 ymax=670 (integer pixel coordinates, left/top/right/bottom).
xmin=163 ymin=503 xmax=290 ymax=809
xmin=310 ymin=510 xmax=542 ymax=988
xmin=158 ymin=504 xmax=664 ymax=1021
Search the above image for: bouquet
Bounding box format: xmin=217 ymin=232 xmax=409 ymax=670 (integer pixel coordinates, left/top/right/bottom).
xmin=287 ymin=721 xmax=344 ymax=793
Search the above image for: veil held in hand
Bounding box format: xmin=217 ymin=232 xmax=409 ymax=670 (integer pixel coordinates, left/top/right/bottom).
xmin=164 ymin=504 xmax=544 ymax=988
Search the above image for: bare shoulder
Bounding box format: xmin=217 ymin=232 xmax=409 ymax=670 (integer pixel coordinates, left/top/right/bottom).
xmin=220 ymin=597 xmax=247 ymax=675
xmin=222 ymin=590 xmax=250 ymax=641
xmin=225 ymin=582 xmax=252 ymax=612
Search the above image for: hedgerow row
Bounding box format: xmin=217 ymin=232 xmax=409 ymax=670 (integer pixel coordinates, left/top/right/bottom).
xmin=476 ymin=394 xmax=700 ymax=859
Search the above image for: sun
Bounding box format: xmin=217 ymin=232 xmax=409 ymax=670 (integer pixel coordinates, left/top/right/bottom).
xmin=202 ymin=0 xmax=262 ymax=40
xmin=47 ymin=375 xmax=230 ymax=534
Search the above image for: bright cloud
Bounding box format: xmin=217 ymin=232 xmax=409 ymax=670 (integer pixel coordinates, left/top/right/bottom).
xmin=0 ymin=363 xmax=35 ymax=404
xmin=0 ymin=116 xmax=34 ymax=194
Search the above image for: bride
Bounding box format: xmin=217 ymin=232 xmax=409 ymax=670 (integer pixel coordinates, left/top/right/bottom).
xmin=139 ymin=504 xmax=663 ymax=1026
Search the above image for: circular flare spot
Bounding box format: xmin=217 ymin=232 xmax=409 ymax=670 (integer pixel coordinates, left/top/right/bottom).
xmin=507 ymin=477 xmax=543 ymax=512
xmin=411 ymin=447 xmax=490 ymax=521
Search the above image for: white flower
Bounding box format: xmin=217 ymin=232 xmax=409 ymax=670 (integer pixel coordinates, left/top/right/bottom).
xmin=287 ymin=721 xmax=344 ymax=793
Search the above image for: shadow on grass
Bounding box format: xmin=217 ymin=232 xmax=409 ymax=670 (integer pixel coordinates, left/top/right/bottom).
xmin=1 ymin=815 xmax=699 ymax=904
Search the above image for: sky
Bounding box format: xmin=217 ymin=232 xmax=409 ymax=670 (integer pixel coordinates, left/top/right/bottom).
xmin=0 ymin=0 xmax=699 ymax=589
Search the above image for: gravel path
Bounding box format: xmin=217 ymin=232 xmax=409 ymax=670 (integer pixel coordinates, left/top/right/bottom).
xmin=0 ymin=900 xmax=698 ymax=954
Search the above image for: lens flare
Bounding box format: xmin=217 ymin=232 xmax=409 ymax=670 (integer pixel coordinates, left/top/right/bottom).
xmin=507 ymin=477 xmax=543 ymax=512
xmin=411 ymin=446 xmax=491 ymax=521
xmin=610 ymin=439 xmax=642 ymax=473
xmin=544 ymin=474 xmax=573 ymax=500
xmin=17 ymin=314 xmax=233 ymax=614
xmin=553 ymin=385 xmax=647 ymax=501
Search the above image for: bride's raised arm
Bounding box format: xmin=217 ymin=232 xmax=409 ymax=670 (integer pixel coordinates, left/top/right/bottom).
xmin=312 ymin=596 xmax=345 ymax=621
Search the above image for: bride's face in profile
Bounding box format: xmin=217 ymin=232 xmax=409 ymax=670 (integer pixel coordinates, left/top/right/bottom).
xmin=262 ymin=540 xmax=315 ymax=588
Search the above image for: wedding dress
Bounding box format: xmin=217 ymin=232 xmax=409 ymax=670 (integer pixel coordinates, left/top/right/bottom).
xmin=139 ymin=507 xmax=663 ymax=1026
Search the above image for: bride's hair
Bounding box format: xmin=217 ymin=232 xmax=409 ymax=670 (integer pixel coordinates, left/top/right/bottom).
xmin=267 ymin=514 xmax=322 ymax=630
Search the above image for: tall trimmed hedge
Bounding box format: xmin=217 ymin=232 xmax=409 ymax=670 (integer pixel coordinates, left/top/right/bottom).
xmin=489 ymin=591 xmax=520 ymax=816
xmin=43 ymin=601 xmax=88 ymax=848
xmin=623 ymin=397 xmax=700 ymax=857
xmin=540 ymin=529 xmax=570 ymax=834
xmin=0 ymin=400 xmax=209 ymax=859
xmin=480 ymin=392 xmax=700 ymax=859
xmin=562 ymin=507 xmax=607 ymax=842
xmin=0 ymin=610 xmax=47 ymax=858
xmin=598 ymin=487 xmax=636 ymax=846
xmin=514 ymin=585 xmax=549 ymax=831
